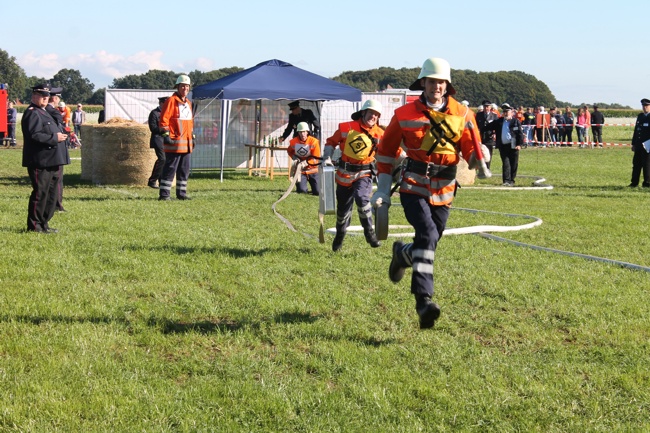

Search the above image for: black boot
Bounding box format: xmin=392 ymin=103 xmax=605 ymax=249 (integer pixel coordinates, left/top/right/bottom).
xmin=364 ymin=227 xmax=381 ymax=248
xmin=415 ymin=296 xmax=440 ymax=329
xmin=332 ymin=231 xmax=345 ymax=252
xmin=389 ymin=241 xmax=406 ymax=283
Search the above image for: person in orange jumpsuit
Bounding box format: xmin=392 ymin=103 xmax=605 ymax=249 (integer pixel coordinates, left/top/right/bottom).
xmin=159 ymin=74 xmax=194 ymax=201
xmin=372 ymin=57 xmax=489 ymax=329
xmin=323 ymin=99 xmax=384 ymax=252
xmin=287 ymin=122 xmax=321 ymax=195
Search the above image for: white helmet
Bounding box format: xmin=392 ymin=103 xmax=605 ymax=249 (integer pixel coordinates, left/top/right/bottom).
xmin=296 ymin=122 xmax=310 ymax=132
xmin=175 ymin=74 xmax=191 ymax=86
xmin=58 ymin=101 xmax=65 ymax=108
xmin=360 ymin=99 xmax=382 ymax=116
xmin=409 ymin=57 xmax=456 ymax=95
xmin=461 ymin=100 xmax=469 ymax=106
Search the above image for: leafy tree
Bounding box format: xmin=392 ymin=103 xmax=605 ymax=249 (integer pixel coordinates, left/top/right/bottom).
xmin=50 ymin=69 xmax=95 ymax=105
xmin=0 ymin=49 xmax=28 ymax=102
xmin=88 ymin=88 xmax=105 ymax=105
xmin=109 ymin=69 xmax=178 ymax=90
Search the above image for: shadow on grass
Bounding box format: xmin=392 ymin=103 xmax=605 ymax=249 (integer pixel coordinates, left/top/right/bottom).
xmin=125 ymin=244 xmax=277 ymax=257
xmin=5 ymin=312 xmax=395 ymax=346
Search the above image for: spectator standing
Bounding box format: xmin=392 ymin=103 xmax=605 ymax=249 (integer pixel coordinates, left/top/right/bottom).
xmin=521 ymin=107 xmax=535 ymax=146
xmin=72 ymin=103 xmax=86 ymax=139
xmin=549 ymin=107 xmax=560 ymax=145
xmin=57 ymin=101 xmax=71 ymax=128
xmin=371 ymin=57 xmax=487 ymax=329
xmin=147 ymin=96 xmax=168 ymax=188
xmin=562 ymin=107 xmax=574 ymax=146
xmin=324 ymin=99 xmax=384 ymax=251
xmin=591 ymin=105 xmax=605 ymax=147
xmin=535 ymin=106 xmax=549 ymax=146
xmin=576 ymin=107 xmax=588 ymax=147
xmin=485 ymin=103 xmax=524 ymax=186
xmin=288 ymin=122 xmax=321 ymax=195
xmin=280 ymin=101 xmax=320 ymax=142
xmin=629 ymin=98 xmax=650 ymax=188
xmin=21 ymin=84 xmax=69 ymax=233
xmin=159 ymin=74 xmax=194 ymax=201
xmin=98 ymin=107 xmax=105 ymax=124
xmin=5 ymin=101 xmax=17 ymax=147
xmin=475 ymin=99 xmax=498 ymax=168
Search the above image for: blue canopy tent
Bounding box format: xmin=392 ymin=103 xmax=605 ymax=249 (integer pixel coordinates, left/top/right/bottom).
xmin=191 ymin=59 xmax=362 ymax=181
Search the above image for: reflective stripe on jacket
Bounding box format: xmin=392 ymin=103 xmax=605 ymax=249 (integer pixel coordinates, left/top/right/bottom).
xmin=288 ymin=135 xmax=321 ymax=174
xmin=160 ymin=93 xmax=194 ymax=153
xmin=325 ymin=120 xmax=384 ymax=187
xmin=375 ymin=95 xmax=477 ymax=206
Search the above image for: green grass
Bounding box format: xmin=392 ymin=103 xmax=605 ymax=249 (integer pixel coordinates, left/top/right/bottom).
xmin=0 ymin=145 xmax=649 ymax=432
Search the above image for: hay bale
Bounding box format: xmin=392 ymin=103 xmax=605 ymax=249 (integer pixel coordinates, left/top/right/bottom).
xmin=80 ymin=124 xmax=94 ymax=181
xmin=456 ymin=157 xmax=476 ymax=185
xmin=91 ymin=118 xmax=155 ymax=186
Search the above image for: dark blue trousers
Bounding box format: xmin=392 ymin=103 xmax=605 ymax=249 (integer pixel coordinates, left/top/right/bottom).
xmin=399 ymin=193 xmax=450 ymax=298
xmin=160 ymin=152 xmax=191 ymax=199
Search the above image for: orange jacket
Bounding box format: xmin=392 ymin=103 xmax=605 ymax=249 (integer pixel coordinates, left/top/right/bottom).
xmin=325 ymin=120 xmax=384 ymax=186
xmin=160 ymin=92 xmax=194 ymax=153
xmin=375 ymin=95 xmax=477 ymax=206
xmin=58 ymin=106 xmax=71 ymax=127
xmin=288 ymin=135 xmax=321 ymax=175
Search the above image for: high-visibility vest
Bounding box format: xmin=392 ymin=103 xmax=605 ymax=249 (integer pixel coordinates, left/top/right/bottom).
xmin=375 ymin=95 xmax=477 ymax=206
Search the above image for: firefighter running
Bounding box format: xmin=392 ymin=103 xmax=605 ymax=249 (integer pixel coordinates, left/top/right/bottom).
xmin=372 ymin=57 xmax=489 ymax=329
xmin=324 ymin=100 xmax=385 ymax=252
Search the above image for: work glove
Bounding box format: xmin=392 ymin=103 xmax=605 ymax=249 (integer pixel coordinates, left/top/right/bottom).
xmin=289 ymin=160 xmax=299 ymax=177
xmin=162 ymin=132 xmax=172 ymax=145
xmin=371 ymin=173 xmax=393 ymax=208
xmin=299 ymin=160 xmax=309 ymax=170
xmin=468 ymin=144 xmax=490 ymax=169
xmin=324 ymin=157 xmax=334 ymax=166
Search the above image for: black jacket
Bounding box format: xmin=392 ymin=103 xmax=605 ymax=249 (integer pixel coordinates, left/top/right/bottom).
xmin=591 ymin=110 xmax=605 ymax=126
xmin=21 ymin=104 xmax=69 ymax=168
xmin=475 ymin=110 xmax=498 ymax=144
xmin=148 ymin=107 xmax=164 ymax=149
xmin=486 ymin=117 xmax=524 ymax=148
xmin=632 ymin=112 xmax=650 ymax=152
xmin=282 ymin=108 xmax=320 ymax=140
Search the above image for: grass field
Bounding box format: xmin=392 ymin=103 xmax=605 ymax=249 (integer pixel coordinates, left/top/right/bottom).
xmin=0 ymin=143 xmax=649 ymax=432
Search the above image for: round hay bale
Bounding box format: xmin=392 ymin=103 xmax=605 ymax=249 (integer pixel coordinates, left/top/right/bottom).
xmin=91 ymin=118 xmax=155 ymax=186
xmin=80 ymin=124 xmax=94 ymax=181
xmin=456 ymin=156 xmax=476 ymax=185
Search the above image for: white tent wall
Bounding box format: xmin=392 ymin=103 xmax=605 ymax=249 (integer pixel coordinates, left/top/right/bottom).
xmin=105 ymin=89 xmax=175 ymax=123
xmin=104 ymin=89 xmax=415 ymax=173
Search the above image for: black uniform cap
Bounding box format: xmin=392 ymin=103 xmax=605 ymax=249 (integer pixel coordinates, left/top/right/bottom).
xmin=288 ymin=101 xmax=300 ymax=109
xmin=31 ymin=83 xmax=51 ymax=96
xmin=481 ymin=100 xmax=492 ymax=106
xmin=158 ymin=96 xmax=169 ymax=103
xmin=641 ymin=98 xmax=650 ymax=106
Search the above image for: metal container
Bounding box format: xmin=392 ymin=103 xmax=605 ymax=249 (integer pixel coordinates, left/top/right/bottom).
xmin=319 ymin=165 xmax=337 ymax=215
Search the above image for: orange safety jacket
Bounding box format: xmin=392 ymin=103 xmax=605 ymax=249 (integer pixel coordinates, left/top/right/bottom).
xmin=288 ymin=135 xmax=321 ymax=175
xmin=375 ymin=95 xmax=477 ymax=206
xmin=325 ymin=120 xmax=384 ymax=187
xmin=159 ymin=92 xmax=194 ymax=154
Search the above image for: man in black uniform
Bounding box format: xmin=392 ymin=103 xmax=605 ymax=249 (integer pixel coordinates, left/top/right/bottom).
xmin=629 ymin=98 xmax=650 ymax=188
xmin=475 ymin=99 xmax=498 ymax=168
xmin=280 ymin=101 xmax=320 ymax=142
xmin=590 ymin=105 xmax=605 ymax=147
xmin=147 ymin=96 xmax=168 ymax=188
xmin=21 ymin=84 xmax=69 ymax=233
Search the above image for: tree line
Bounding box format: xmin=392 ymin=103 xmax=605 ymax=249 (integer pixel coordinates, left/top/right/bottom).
xmin=0 ymin=49 xmax=632 ymax=109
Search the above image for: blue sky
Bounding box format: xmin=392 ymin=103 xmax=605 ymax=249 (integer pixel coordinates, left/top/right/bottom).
xmin=3 ymin=0 xmax=647 ymax=107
